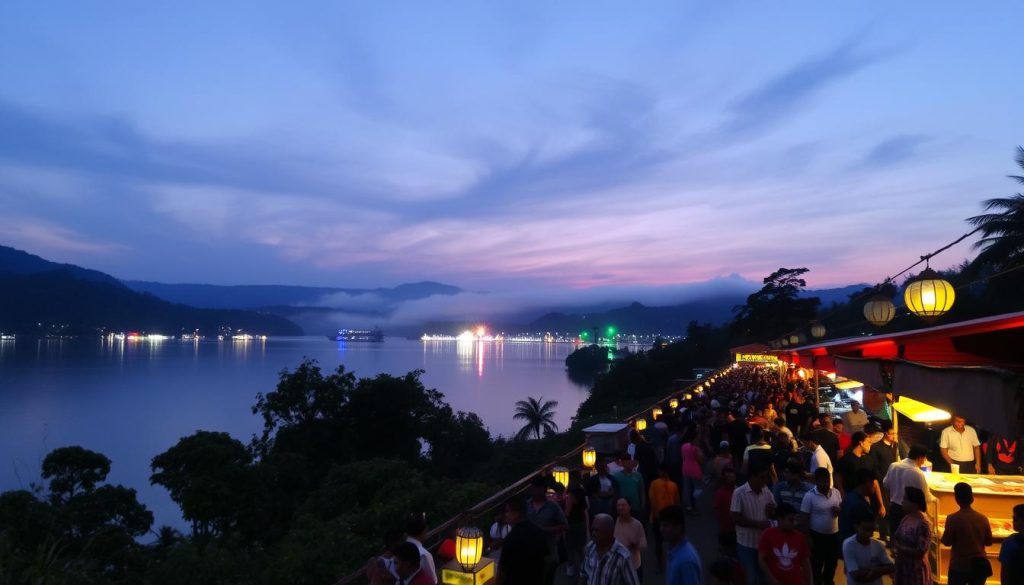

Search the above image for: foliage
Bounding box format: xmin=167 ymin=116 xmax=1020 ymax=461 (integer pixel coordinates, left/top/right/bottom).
xmin=968 ymin=146 xmax=1024 ymax=272
xmin=513 ymin=397 xmax=559 ymax=440
xmin=564 ymin=344 xmax=611 ymax=384
xmin=732 ymin=267 xmax=820 ymax=342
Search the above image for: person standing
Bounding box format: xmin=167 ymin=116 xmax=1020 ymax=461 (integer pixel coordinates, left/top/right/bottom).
xmin=393 ymin=542 xmax=437 ymax=585
xmin=839 ymin=470 xmax=875 ymax=543
xmin=758 ymin=503 xmax=813 ymax=585
xmin=613 ymin=498 xmax=647 ymax=583
xmin=835 ymin=432 xmax=886 ymax=521
xmin=773 ymin=462 xmax=813 ymax=533
xmin=731 ymin=468 xmax=777 ymax=585
xmin=405 ymin=513 xmax=438 ymax=585
xmin=892 ymin=486 xmax=932 ymax=585
xmin=871 ymin=423 xmax=905 ymax=543
xmin=939 ymin=415 xmax=982 ymax=474
xmin=841 ymin=512 xmax=894 ymax=585
xmin=612 ymin=456 xmax=646 ymax=522
xmin=650 ymin=464 xmax=681 ymax=570
xmin=811 ymin=417 xmax=840 ymax=468
xmin=496 ymin=496 xmax=548 ymax=585
xmin=586 ymin=458 xmax=619 ymax=519
xmin=714 ymin=467 xmax=739 ymax=554
xmin=579 ymin=514 xmax=641 ymax=585
xmin=941 ymin=483 xmax=994 ymax=585
xmin=800 ymin=468 xmax=842 ymax=585
xmin=998 ymin=504 xmax=1024 ymax=585
xmin=842 ymin=401 xmax=869 ymax=434
xmin=564 ymin=474 xmax=590 ymax=580
xmin=659 ymin=505 xmax=703 ymax=585
xmin=527 ymin=476 xmax=568 ymax=585
xmin=987 ymin=433 xmax=1023 ymax=476
xmin=803 ymin=433 xmax=834 ymax=485
xmin=882 ymin=445 xmax=933 ymax=540
xmin=680 ymin=430 xmax=705 ymax=513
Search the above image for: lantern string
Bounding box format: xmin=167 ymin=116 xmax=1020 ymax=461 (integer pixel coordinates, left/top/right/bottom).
xmin=772 ymin=226 xmax=984 ymax=346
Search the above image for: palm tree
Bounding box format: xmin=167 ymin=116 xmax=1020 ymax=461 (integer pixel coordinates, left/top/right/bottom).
xmin=513 ymin=397 xmax=559 ymax=440
xmin=967 ymin=146 xmax=1024 ymax=271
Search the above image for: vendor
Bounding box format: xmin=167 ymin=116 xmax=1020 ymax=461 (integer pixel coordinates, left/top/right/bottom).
xmin=939 ymin=415 xmax=982 ymax=474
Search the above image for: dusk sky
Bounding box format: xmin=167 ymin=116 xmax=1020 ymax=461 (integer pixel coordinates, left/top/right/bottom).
xmin=1 ymin=1 xmax=1022 ymax=292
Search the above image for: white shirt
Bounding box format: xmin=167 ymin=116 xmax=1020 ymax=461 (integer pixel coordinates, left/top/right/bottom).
xmin=842 ymin=535 xmax=894 ymax=585
xmin=809 ymin=445 xmax=834 ymax=481
xmin=800 ymin=487 xmax=841 ymax=534
xmin=406 ymin=536 xmax=437 ymax=583
xmin=939 ymin=425 xmax=980 ymax=462
xmin=843 ymin=409 xmax=869 ymax=434
xmin=882 ymin=459 xmax=935 ymax=505
xmin=730 ymin=482 xmax=776 ymax=548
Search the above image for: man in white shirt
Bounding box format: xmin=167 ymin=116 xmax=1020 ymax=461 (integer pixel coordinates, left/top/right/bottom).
xmin=803 ymin=432 xmax=834 ymax=484
xmin=730 ymin=468 xmax=776 ymax=585
xmin=842 ymin=511 xmax=894 ymax=585
xmin=882 ymin=445 xmax=935 ymax=538
xmin=939 ymin=415 xmax=982 ymax=474
xmin=842 ymin=401 xmax=869 ymax=434
xmin=801 ymin=467 xmax=842 ymax=585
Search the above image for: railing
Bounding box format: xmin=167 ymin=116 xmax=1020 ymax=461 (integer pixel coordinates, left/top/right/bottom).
xmin=334 ymin=366 xmax=731 ymax=585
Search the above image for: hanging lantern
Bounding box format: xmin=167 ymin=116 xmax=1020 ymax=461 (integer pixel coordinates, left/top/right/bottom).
xmin=668 ymin=398 xmax=679 ymax=410
xmin=904 ymin=268 xmax=955 ymax=321
xmin=684 ymin=393 xmax=692 ymax=400
xmin=781 ymin=338 xmax=790 ymax=347
xmin=582 ymin=446 xmax=597 ymax=468
xmin=454 ymin=526 xmax=484 ymax=571
xmin=551 ymin=466 xmax=569 ymax=489
xmin=863 ymin=295 xmax=896 ymax=327
xmin=810 ymin=321 xmax=826 ymax=339
xmin=634 ymin=418 xmax=647 ymax=432
xmin=788 ymin=334 xmax=800 ymax=346
xmin=652 ymin=407 xmax=663 ymax=419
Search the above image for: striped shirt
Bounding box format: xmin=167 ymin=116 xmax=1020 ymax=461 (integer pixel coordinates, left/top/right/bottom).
xmin=581 ymin=540 xmax=641 ymax=585
xmin=730 ymin=481 xmax=776 ymax=548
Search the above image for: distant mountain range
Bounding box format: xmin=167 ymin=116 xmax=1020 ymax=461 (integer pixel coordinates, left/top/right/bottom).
xmin=0 ymin=246 xmax=302 ymax=336
xmin=0 ymin=244 xmax=868 ymax=337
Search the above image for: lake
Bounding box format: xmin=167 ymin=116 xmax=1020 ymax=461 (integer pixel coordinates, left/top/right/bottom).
xmin=0 ymin=336 xmax=588 ymax=529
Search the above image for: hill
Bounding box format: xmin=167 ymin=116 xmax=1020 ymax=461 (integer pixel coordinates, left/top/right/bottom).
xmin=0 ymin=245 xmax=303 ymax=336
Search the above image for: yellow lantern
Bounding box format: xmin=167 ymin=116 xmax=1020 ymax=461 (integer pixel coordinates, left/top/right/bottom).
xmin=863 ymin=295 xmax=896 ymax=327
xmin=455 ymin=526 xmax=484 ymax=571
xmin=904 ymin=268 xmax=955 ymax=321
xmin=668 ymin=398 xmax=679 ymax=410
xmin=652 ymin=407 xmax=663 ymax=419
xmin=684 ymin=393 xmax=692 ymax=400
xmin=634 ymin=418 xmax=647 ymax=432
xmin=781 ymin=338 xmax=790 ymax=347
xmin=582 ymin=446 xmax=597 ymax=468
xmin=788 ymin=334 xmax=800 ymax=346
xmin=810 ymin=321 xmax=826 ymax=339
xmin=551 ymin=466 xmax=569 ymax=489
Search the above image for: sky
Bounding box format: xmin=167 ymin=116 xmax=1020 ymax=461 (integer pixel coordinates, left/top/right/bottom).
xmin=1 ymin=1 xmax=1022 ymax=293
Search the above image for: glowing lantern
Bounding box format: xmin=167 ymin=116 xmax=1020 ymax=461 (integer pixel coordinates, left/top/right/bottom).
xmin=582 ymin=447 xmax=597 ymax=468
xmin=810 ymin=321 xmax=826 ymax=339
xmin=863 ymin=295 xmax=896 ymax=327
xmin=652 ymin=407 xmax=663 ymax=419
xmin=781 ymin=338 xmax=790 ymax=347
xmin=551 ymin=466 xmax=569 ymax=489
xmin=788 ymin=334 xmax=800 ymax=346
xmin=668 ymin=398 xmax=679 ymax=410
xmin=455 ymin=526 xmax=484 ymax=571
xmin=904 ymin=268 xmax=955 ymax=321
xmin=634 ymin=419 xmax=647 ymax=432
xmin=684 ymin=393 xmax=692 ymax=400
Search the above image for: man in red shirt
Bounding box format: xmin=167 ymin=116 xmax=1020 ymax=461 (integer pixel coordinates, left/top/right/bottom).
xmin=713 ymin=467 xmax=738 ymax=555
xmin=758 ymin=503 xmax=812 ymax=585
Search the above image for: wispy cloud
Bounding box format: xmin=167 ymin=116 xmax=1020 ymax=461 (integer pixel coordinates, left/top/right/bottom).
xmin=855 ymin=134 xmax=931 ymax=168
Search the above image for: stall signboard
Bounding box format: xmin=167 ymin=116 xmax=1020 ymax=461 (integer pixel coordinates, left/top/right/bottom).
xmin=735 ymin=353 xmax=779 ymax=364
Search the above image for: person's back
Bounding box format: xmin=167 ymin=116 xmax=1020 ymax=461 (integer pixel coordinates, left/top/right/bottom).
xmin=999 ymin=504 xmax=1024 ymax=585
xmin=941 ymin=483 xmax=993 ymax=585
xmin=498 ymin=500 xmax=549 ymax=585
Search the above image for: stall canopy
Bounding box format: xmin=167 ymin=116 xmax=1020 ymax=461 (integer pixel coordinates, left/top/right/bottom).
xmin=777 ymin=310 xmax=1024 ymax=435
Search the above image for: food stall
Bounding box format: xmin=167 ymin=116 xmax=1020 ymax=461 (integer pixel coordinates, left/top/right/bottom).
xmin=926 ymin=471 xmax=1024 ymax=584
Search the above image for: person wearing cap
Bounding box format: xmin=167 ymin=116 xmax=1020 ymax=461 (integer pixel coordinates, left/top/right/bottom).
xmin=842 ymin=401 xmax=869 ymax=434
xmin=940 ymin=415 xmax=982 ymax=474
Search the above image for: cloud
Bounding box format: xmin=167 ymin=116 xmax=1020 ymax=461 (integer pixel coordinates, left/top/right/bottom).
xmin=0 ymin=216 xmax=125 ymax=255
xmin=855 ymin=134 xmax=931 ymax=168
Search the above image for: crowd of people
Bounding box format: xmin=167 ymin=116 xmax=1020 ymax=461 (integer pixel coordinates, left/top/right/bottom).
xmin=365 ymin=364 xmax=1023 ymax=585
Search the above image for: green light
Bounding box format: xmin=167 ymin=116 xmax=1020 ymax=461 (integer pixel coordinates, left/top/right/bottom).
xmin=606 ymin=326 xmax=617 ymax=336
xmin=580 ymin=331 xmax=588 ymax=338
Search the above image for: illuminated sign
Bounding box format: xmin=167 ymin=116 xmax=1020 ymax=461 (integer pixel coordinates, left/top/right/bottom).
xmin=441 ymin=559 xmax=495 ymax=585
xmin=735 ymin=353 xmax=778 ymax=363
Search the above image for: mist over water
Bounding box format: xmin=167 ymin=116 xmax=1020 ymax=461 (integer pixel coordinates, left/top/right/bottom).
xmin=0 ymin=337 xmax=587 ymax=529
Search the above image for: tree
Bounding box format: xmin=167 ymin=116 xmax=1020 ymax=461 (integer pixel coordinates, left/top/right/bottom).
xmin=150 ymin=431 xmax=253 ymax=539
xmin=967 ymin=146 xmax=1024 ymax=272
xmin=41 ymin=446 xmax=111 ymax=505
xmin=513 ymin=397 xmax=559 ymax=440
xmin=732 ymin=267 xmax=820 ymax=342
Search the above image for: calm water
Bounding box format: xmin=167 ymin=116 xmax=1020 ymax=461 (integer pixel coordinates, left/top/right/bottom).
xmin=0 ymin=337 xmax=587 ymax=529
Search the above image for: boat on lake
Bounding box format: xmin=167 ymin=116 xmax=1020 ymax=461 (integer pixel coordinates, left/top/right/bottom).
xmin=328 ymin=328 xmax=384 ymax=342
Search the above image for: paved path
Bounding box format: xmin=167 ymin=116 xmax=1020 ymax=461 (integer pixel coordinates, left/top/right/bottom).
xmin=556 ymin=485 xmax=858 ymax=585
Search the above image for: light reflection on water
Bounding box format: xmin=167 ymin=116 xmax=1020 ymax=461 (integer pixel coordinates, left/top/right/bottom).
xmin=0 ymin=337 xmax=588 ymax=528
